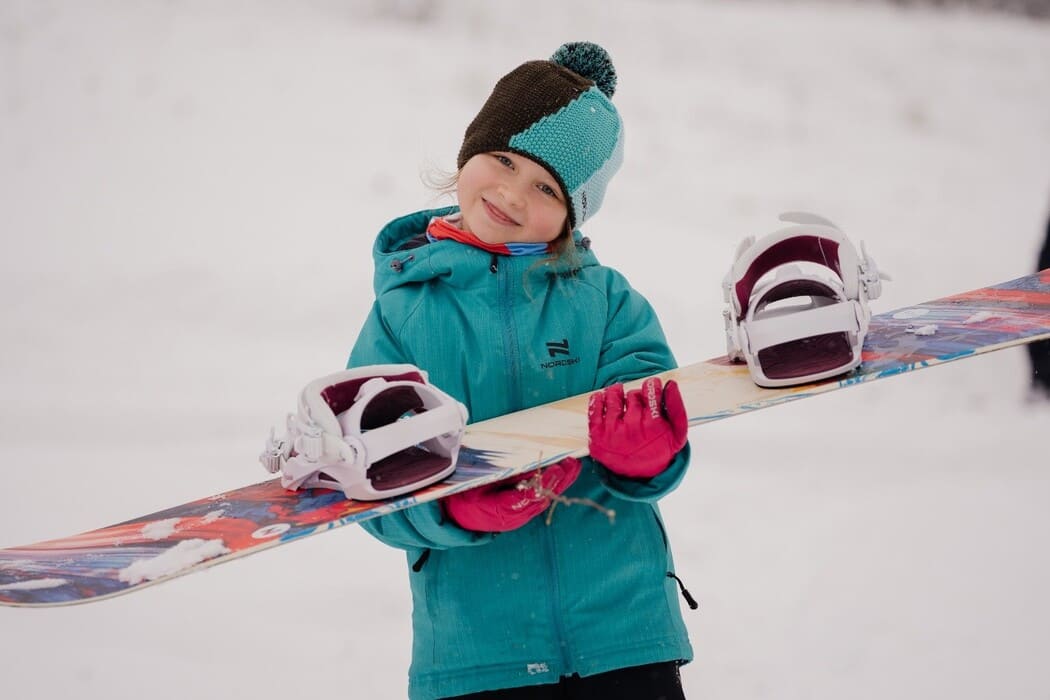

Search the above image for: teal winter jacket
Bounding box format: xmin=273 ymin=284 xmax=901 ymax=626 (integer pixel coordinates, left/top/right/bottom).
xmin=348 ymin=208 xmax=693 ymax=700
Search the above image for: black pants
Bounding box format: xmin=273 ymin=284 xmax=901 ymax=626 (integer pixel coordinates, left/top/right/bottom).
xmin=441 ymin=661 xmax=686 ymax=700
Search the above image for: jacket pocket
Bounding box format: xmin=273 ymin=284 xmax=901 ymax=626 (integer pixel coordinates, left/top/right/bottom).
xmin=649 ymin=508 xmax=699 ymax=612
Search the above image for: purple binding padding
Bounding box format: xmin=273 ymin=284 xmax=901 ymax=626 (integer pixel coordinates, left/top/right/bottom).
xmin=367 ymin=448 xmax=451 ymax=490
xmin=757 ymin=333 xmax=853 ymax=380
xmin=320 ymin=371 xmax=426 ymax=416
xmin=736 ymin=236 xmax=842 ymax=315
xmin=754 ymin=278 xmax=837 ymax=308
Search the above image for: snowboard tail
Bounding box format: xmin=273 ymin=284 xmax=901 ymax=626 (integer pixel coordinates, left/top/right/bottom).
xmin=2 ymin=270 xmax=1048 ymax=607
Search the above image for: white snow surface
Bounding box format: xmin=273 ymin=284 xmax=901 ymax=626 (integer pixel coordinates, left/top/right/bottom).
xmin=0 ymin=578 xmax=70 ymax=592
xmin=117 ymin=539 xmax=231 ymax=585
xmin=964 ymin=310 xmax=999 ymax=323
xmin=2 ymin=1 xmax=1050 ymax=699
xmin=201 ymin=508 xmax=226 ymax=523
xmin=141 ymin=517 xmax=181 ymax=540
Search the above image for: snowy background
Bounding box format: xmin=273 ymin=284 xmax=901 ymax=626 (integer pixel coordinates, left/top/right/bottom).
xmin=2 ymin=1 xmax=1049 ymax=698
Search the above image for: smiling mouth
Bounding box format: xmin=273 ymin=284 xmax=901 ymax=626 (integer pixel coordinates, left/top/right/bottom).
xmin=483 ymin=199 xmax=518 ymax=226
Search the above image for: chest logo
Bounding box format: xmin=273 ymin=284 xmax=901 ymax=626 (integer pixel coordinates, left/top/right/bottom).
xmin=541 ymin=338 xmax=580 ymax=369
xmin=546 ymin=339 xmax=571 ymax=357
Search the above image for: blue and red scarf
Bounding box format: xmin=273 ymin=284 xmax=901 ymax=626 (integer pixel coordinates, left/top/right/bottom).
xmin=426 ymin=215 xmax=551 ymax=256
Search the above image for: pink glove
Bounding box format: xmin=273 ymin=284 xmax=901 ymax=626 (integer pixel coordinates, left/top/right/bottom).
xmin=443 ymin=458 xmax=582 ymax=533
xmin=588 ymin=378 xmax=689 ymax=479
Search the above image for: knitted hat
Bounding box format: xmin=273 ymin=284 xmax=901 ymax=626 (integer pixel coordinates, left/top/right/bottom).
xmin=458 ymin=42 xmax=625 ymax=230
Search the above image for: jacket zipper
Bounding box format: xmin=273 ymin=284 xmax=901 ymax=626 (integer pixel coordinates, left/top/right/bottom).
xmin=543 ymin=524 xmax=574 ymax=673
xmin=495 ymin=251 xmax=568 ymax=667
xmin=494 ymin=256 xmax=523 ymax=409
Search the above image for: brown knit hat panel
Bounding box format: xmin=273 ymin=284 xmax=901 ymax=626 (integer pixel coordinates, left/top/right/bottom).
xmin=457 ymin=61 xmax=593 ymax=170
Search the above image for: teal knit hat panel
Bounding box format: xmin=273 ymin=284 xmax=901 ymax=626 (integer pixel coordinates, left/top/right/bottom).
xmin=458 ymin=42 xmax=624 ymax=230
xmin=508 ymin=86 xmax=624 ymax=227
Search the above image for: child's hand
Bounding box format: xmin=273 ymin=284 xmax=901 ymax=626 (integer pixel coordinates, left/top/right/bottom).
xmin=442 ymin=458 xmax=582 ymax=533
xmin=588 ymin=378 xmax=689 ymax=479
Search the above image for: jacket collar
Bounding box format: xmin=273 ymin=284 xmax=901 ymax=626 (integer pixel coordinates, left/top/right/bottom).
xmin=371 ymin=207 xmax=599 ymax=297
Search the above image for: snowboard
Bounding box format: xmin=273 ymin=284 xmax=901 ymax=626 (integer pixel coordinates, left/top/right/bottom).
xmin=2 ymin=270 xmax=1048 ymax=607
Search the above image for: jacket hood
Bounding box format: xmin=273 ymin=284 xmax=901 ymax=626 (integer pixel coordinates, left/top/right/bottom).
xmin=371 ymin=207 xmax=601 ymax=297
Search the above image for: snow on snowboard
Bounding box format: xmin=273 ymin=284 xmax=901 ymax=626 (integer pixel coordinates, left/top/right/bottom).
xmin=1 ymin=271 xmax=1048 ymax=607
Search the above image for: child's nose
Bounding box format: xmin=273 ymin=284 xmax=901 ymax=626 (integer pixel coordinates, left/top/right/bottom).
xmin=498 ymin=181 xmax=526 ymax=208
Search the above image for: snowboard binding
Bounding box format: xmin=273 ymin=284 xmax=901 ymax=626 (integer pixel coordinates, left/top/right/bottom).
xmin=260 ymin=365 xmax=468 ymax=500
xmin=723 ymin=212 xmax=888 ymax=388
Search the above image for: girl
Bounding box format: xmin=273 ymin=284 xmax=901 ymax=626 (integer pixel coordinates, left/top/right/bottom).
xmin=349 ymin=42 xmax=695 ymax=700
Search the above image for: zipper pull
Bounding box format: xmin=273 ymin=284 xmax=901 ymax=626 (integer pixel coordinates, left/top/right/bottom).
xmin=667 ymin=572 xmax=699 ymax=610
xmin=412 ymin=548 xmax=432 ymax=572
xmin=489 ymin=253 xmax=499 ymax=273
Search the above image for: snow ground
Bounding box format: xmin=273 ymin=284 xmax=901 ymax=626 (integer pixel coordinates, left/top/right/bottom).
xmin=1 ymin=1 xmax=1049 ymax=698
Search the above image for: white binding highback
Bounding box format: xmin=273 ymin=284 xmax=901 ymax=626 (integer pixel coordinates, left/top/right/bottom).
xmin=260 ymin=364 xmax=468 ymax=501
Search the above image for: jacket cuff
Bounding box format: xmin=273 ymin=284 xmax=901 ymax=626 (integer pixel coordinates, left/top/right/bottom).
xmin=595 ymin=442 xmax=691 ymax=503
xmin=360 ymin=500 xmax=496 ymax=550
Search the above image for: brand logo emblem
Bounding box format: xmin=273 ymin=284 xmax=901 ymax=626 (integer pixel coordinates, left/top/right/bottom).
xmin=546 ymin=339 xmax=571 ymax=357
xmin=646 ymin=379 xmax=660 ymax=419
xmin=540 ymin=338 xmax=580 ymax=370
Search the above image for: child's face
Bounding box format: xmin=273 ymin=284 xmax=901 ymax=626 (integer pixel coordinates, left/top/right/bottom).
xmin=457 ymin=152 xmax=568 ymax=246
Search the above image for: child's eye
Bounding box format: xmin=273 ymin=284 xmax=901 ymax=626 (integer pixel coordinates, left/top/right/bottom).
xmin=494 ymin=154 xmax=513 ymax=168
xmin=538 ymin=183 xmax=559 ymax=199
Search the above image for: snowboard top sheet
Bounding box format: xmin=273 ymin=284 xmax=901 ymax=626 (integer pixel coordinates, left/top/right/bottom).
xmin=1 ymin=270 xmax=1048 ymax=607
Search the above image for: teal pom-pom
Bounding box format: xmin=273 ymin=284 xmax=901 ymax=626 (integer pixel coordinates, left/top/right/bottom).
xmin=551 ymin=42 xmax=617 ymax=98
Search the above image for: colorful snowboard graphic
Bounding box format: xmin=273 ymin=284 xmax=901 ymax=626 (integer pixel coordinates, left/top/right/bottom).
xmin=2 ymin=271 xmax=1048 ymax=607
